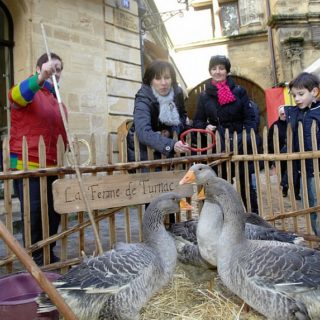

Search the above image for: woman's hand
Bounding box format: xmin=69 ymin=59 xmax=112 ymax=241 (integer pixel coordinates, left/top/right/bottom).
xmin=37 ymin=61 xmax=58 ymax=85
xmin=206 ymin=124 xmax=216 ymax=131
xmin=174 ymin=140 xmax=190 ymax=153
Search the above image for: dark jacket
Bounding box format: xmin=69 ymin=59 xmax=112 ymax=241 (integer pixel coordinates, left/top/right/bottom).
xmin=127 ymin=84 xmax=187 ymax=162
xmin=268 ymin=118 xmax=287 ymax=154
xmin=285 ymin=101 xmax=320 ymax=176
xmin=193 ymin=76 xmax=256 ymax=152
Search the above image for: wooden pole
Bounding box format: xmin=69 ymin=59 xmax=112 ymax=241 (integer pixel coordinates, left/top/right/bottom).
xmin=0 ymin=153 xmax=232 ymax=180
xmin=0 ymin=220 xmax=77 ymax=320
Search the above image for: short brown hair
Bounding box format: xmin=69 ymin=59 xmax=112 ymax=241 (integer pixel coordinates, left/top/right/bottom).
xmin=208 ymin=55 xmax=231 ymax=73
xmin=36 ymin=53 xmax=63 ymax=70
xmin=289 ymin=72 xmax=320 ymax=92
xmin=143 ymin=60 xmax=177 ymax=86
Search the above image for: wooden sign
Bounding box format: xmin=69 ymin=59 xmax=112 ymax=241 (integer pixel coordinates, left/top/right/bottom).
xmin=52 ymin=171 xmax=195 ymax=214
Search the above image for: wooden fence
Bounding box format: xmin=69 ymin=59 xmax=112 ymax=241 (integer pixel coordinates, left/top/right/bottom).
xmin=0 ymin=121 xmax=320 ymax=275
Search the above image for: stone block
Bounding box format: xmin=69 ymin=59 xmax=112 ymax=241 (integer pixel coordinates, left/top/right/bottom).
xmin=106 ymin=60 xmax=141 ymax=81
xmin=68 ymin=113 xmax=92 ymax=133
xmin=105 ymin=41 xmax=141 ymax=64
xmin=105 ymin=7 xmax=114 ymax=23
xmin=104 ymin=24 xmax=140 ymax=48
xmin=54 ymin=29 xmax=70 ymax=42
xmin=113 ymin=9 xmax=139 ymax=32
xmin=68 ymin=93 xmax=80 ymax=112
xmin=107 ymin=96 xmax=134 ymax=114
xmin=107 ymin=77 xmax=141 ymax=98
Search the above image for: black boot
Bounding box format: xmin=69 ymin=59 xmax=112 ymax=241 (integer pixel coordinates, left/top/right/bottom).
xmin=32 ymin=251 xmax=43 ymax=266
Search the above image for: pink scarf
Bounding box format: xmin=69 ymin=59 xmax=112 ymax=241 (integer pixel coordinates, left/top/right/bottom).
xmin=212 ymin=80 xmax=236 ymax=106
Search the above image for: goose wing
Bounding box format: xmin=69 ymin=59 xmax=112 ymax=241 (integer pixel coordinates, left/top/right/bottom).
xmin=245 ymin=224 xmax=305 ymax=245
xmin=56 ymin=243 xmax=157 ymax=292
xmin=240 ymin=242 xmax=320 ymax=292
xmin=167 ymin=219 xmax=198 ymax=244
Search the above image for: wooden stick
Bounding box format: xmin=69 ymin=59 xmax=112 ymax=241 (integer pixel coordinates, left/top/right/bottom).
xmin=232 ymin=150 xmax=320 ymax=161
xmin=265 ymin=204 xmax=320 ymax=221
xmin=0 ymin=220 xmax=77 ymax=320
xmin=40 ymin=23 xmax=103 ymax=255
xmin=0 ymin=153 xmax=231 ymax=180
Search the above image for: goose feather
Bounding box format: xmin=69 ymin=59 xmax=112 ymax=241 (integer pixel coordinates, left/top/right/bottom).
xmin=37 ymin=192 xmax=181 ymax=320
xmin=203 ymin=173 xmax=320 ymax=319
xmin=175 ymin=164 xmax=305 ymax=268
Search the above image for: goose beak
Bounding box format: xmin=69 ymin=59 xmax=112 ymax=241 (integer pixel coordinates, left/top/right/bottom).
xmin=197 ymin=188 xmax=206 ymax=200
xmin=179 ymin=199 xmax=193 ymax=210
xmin=179 ymin=170 xmax=196 ymax=185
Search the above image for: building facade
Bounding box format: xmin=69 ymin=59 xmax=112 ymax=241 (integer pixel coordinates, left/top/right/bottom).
xmin=143 ymin=0 xmax=320 ymax=127
xmin=0 ymin=0 xmax=143 ymax=164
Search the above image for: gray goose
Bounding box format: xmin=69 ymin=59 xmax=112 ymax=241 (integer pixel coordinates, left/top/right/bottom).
xmin=174 ymin=164 xmax=305 ymax=268
xmin=37 ymin=193 xmax=182 ymax=320
xmin=199 ymin=174 xmax=320 ymax=319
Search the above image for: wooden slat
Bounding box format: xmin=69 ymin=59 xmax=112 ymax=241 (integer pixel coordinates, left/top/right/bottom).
xmin=251 ymin=129 xmax=263 ymax=216
xmin=262 ymin=127 xmax=273 ymax=218
xmin=242 ymin=130 xmax=251 ymax=212
xmin=286 ymin=124 xmax=298 ymax=230
xmin=56 ymin=135 xmax=68 ymax=273
xmin=273 ymin=125 xmax=285 ymax=229
xmin=2 ymin=137 xmax=13 ymax=273
xmin=39 ymin=136 xmax=50 ymax=265
xmin=90 ymin=134 xmax=102 ymax=253
xmin=22 ymin=137 xmax=31 ymax=249
xmin=298 ymin=122 xmax=312 ymax=238
xmin=233 ymin=132 xmax=240 ymax=194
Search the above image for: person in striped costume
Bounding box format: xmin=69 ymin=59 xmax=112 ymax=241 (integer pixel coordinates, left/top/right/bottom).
xmin=9 ymin=53 xmax=67 ymax=265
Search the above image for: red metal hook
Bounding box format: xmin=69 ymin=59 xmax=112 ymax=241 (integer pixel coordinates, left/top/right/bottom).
xmin=180 ymin=128 xmax=216 ymax=152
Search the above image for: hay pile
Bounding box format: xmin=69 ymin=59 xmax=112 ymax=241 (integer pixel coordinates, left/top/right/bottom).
xmin=141 ymin=265 xmax=265 ymax=320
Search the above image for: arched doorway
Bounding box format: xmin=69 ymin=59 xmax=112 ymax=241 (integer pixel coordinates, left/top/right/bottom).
xmin=0 ymin=0 xmax=14 ymax=160
xmin=185 ymin=76 xmax=267 ymax=135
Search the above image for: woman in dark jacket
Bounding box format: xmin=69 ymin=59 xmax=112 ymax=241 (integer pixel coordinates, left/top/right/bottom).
xmin=193 ymin=55 xmax=258 ymax=213
xmin=127 ymin=60 xmax=190 ymax=162
xmin=194 ymin=55 xmax=256 ymax=150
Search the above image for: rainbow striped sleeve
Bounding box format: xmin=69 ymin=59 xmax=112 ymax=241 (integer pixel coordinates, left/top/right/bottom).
xmin=10 ymin=74 xmax=41 ymax=107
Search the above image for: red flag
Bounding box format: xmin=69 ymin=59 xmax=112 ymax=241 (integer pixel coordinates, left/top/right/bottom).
xmin=265 ymin=87 xmax=293 ymax=127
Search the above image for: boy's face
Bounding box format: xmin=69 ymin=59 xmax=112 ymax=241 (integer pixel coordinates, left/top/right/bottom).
xmin=290 ymin=87 xmax=319 ymax=109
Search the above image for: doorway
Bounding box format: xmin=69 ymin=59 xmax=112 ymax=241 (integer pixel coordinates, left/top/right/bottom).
xmin=0 ymin=1 xmax=14 ymax=171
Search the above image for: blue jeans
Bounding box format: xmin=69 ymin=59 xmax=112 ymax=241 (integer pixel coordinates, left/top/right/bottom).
xmin=302 ymin=177 xmax=320 ymax=236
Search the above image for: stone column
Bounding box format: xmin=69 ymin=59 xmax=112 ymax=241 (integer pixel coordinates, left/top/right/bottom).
xmin=283 ymin=38 xmax=304 ymax=79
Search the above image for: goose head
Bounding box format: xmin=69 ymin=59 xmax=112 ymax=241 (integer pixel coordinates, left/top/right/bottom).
xmin=143 ymin=192 xmax=190 ymax=227
xmin=179 ymin=164 xmax=217 ymax=186
xmin=180 ymin=164 xmax=246 ymax=226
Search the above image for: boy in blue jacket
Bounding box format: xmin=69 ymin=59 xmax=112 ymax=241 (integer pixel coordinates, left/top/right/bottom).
xmin=285 ymin=72 xmax=320 ymax=236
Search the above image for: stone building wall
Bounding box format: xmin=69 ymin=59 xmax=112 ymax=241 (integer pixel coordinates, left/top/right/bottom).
xmin=2 ymin=0 xmax=142 ymax=164
xmin=269 ymin=0 xmax=320 ymax=81
xmin=149 ymin=0 xmax=320 ymax=90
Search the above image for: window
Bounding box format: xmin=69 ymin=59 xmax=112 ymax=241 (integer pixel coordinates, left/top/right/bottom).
xmin=0 ymin=1 xmax=14 ymax=141
xmin=220 ymin=2 xmax=239 ymax=36
xmin=239 ymin=0 xmax=261 ymax=26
